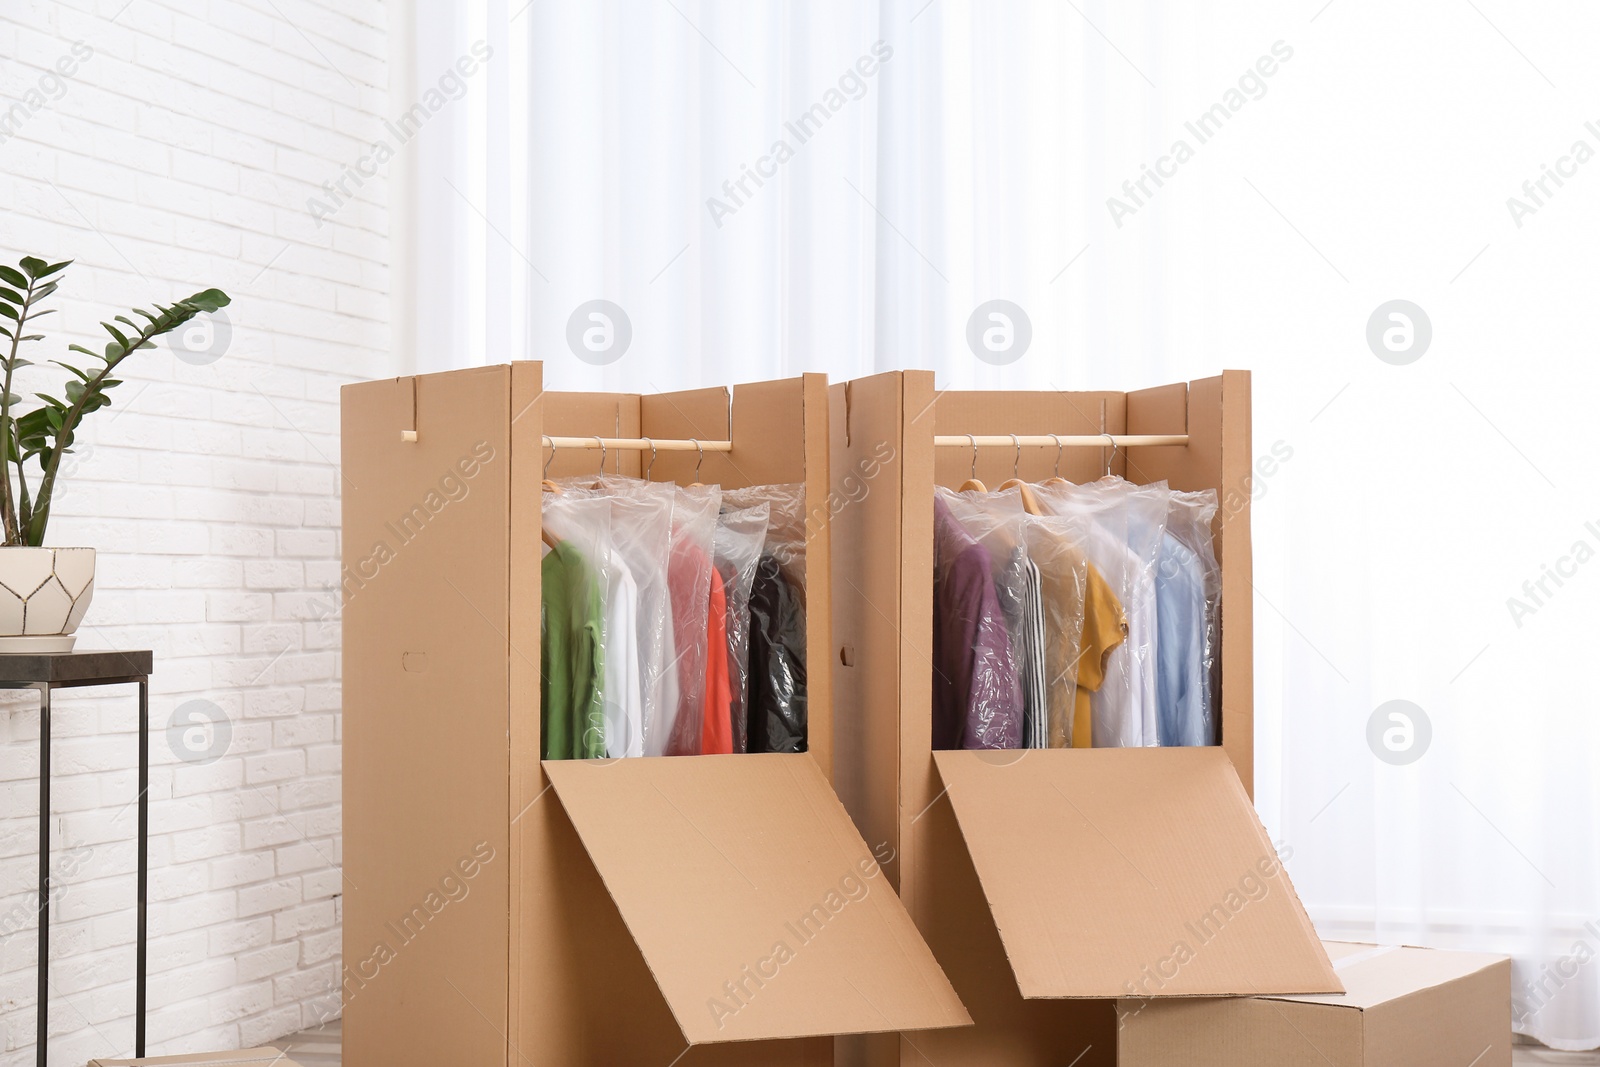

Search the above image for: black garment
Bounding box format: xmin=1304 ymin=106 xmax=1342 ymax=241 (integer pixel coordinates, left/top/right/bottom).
xmin=746 ymin=555 xmax=807 ymax=752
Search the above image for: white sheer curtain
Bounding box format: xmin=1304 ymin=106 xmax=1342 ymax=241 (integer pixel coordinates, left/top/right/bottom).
xmin=394 ymin=0 xmax=1600 ymax=1048
xmin=396 ymin=0 xmax=1197 ymax=389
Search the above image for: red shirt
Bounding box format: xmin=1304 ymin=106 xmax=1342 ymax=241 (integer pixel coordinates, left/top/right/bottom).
xmin=666 ymin=538 xmax=712 ymax=755
xmin=700 ymin=570 xmax=733 ymax=754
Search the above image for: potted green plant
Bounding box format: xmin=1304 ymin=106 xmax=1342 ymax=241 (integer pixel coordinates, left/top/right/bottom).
xmin=0 ymin=255 xmax=228 ymax=650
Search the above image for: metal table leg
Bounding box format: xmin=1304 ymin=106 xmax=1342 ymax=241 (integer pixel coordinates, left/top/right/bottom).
xmin=36 ymin=682 xmax=50 ymax=1067
xmin=137 ymin=679 xmax=148 ymax=1058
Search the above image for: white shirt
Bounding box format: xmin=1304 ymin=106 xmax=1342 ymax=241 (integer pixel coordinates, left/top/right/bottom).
xmin=1084 ymin=525 xmax=1151 ymax=747
xmin=582 ymin=480 xmax=678 ymax=757
xmin=602 ymin=555 xmax=645 ymax=758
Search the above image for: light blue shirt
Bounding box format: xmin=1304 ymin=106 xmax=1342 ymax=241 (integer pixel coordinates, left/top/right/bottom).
xmin=1155 ymin=532 xmax=1211 ymax=745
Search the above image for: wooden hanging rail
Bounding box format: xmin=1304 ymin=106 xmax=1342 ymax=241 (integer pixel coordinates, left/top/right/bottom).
xmin=934 ymin=433 xmax=1189 ymax=448
xmin=541 ymin=436 xmax=734 ymax=451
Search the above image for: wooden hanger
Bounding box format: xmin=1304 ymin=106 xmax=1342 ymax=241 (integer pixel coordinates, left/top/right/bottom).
xmin=688 ymin=439 xmax=707 ymax=488
xmin=589 ymin=435 xmax=607 ymax=489
xmin=540 ymin=443 xmax=561 ymax=548
xmin=958 ymin=434 xmax=987 ymax=493
xmin=1098 ymin=432 xmax=1122 ymax=484
xmin=1001 ymin=479 xmax=1045 ymax=515
xmin=540 ymin=437 xmax=562 ymax=495
xmin=997 ymin=435 xmax=1044 ymax=515
xmin=1043 ymin=433 xmax=1071 ymax=488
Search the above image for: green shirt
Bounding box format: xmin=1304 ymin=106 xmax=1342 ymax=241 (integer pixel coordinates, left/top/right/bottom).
xmin=541 ymin=541 xmax=607 ymax=759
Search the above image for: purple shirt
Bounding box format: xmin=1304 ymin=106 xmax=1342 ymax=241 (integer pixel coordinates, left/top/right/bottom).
xmin=932 ymin=497 xmax=1023 ymax=749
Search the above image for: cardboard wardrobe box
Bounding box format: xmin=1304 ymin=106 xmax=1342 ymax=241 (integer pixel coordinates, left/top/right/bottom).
xmin=827 ymin=371 xmax=1341 ymax=1067
xmin=340 ymin=364 xmax=969 ymax=1067
xmin=87 ymin=1051 xmax=300 ymax=1067
xmin=1116 ymin=941 xmax=1513 ymax=1066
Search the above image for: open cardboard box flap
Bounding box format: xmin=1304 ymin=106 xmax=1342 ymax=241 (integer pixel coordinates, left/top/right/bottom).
xmin=931 ymin=747 xmax=1341 ymax=999
xmin=543 ymin=753 xmax=972 ymax=1045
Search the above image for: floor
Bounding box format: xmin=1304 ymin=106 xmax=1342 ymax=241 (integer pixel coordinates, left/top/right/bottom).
xmin=267 ymin=1021 xmax=1595 ymax=1065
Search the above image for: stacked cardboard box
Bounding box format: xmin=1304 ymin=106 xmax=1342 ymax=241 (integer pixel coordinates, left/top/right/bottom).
xmin=1117 ymin=942 xmax=1512 ymax=1065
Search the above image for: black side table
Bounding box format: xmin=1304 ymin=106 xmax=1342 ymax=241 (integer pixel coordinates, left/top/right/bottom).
xmin=0 ymin=651 xmax=152 ymax=1067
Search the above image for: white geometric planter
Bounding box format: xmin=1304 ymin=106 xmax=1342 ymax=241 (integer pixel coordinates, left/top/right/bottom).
xmin=0 ymin=547 xmax=96 ymax=652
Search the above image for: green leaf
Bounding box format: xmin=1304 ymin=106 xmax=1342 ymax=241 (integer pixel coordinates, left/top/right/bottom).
xmin=64 ymin=381 xmax=85 ymax=404
xmin=39 ymin=260 xmax=71 ymax=277
xmin=0 ymin=304 xmax=17 ymax=321
xmin=185 ymin=288 xmax=231 ymax=312
xmin=103 ymin=323 xmax=130 ymax=347
xmin=15 ymin=339 xmax=40 ymax=346
xmin=104 ymin=342 xmax=124 ymax=360
xmin=50 ymin=362 xmax=91 ymax=381
xmin=0 ymin=266 xmax=25 ymax=287
xmin=44 ymin=407 xmax=62 ymax=430
xmin=67 ymin=344 xmax=99 ymax=359
xmin=27 ymin=308 xmax=54 ymax=318
xmin=18 ymin=257 xmax=47 ymax=278
xmin=17 ymin=409 xmax=51 ymax=437
xmin=0 ymin=288 xmax=23 ymax=304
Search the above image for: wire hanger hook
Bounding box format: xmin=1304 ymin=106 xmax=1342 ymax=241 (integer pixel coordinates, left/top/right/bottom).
xmin=1102 ymin=432 xmax=1117 ymax=478
xmin=643 ymin=437 xmax=657 ymax=479
xmin=967 ymin=434 xmax=978 ymax=480
xmin=593 ymin=435 xmax=606 ymax=474
xmin=694 ymin=439 xmax=705 ymax=481
xmin=544 ymin=440 xmax=556 ymax=479
xmin=1010 ymin=433 xmax=1021 ymax=479
xmin=1051 ymin=433 xmax=1063 ymax=478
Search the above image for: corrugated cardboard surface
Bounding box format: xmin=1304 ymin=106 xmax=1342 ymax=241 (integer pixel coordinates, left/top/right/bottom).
xmin=827 ymin=373 xmax=912 ymax=899
xmin=1115 ymin=997 xmax=1361 ymax=1066
xmin=1116 ymin=943 xmax=1512 ymax=1066
xmin=1276 ymin=942 xmax=1507 ymax=1009
xmin=544 ymin=754 xmax=970 ymax=1044
xmin=1361 ymin=953 xmax=1511 ymax=1066
xmin=932 ymin=748 xmax=1338 ymax=999
xmin=1283 ymin=943 xmax=1513 ymax=1066
xmin=507 ymin=362 xmax=543 ymax=1061
xmin=341 ymin=368 xmax=513 ymax=1067
xmin=88 ymin=1051 xmax=300 ymax=1066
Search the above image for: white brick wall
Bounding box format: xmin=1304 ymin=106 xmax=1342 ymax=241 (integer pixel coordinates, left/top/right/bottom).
xmin=0 ymin=0 xmax=390 ymax=1062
